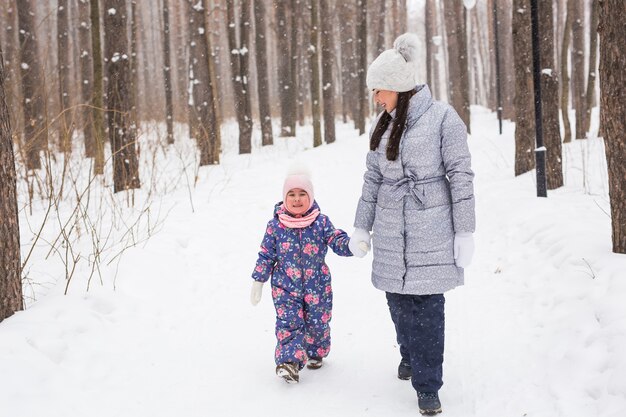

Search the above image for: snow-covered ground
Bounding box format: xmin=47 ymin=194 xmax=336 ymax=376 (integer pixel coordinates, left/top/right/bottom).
xmin=1 ymin=107 xmax=625 ymax=417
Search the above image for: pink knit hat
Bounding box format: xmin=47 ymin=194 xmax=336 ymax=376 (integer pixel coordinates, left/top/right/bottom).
xmin=283 ymin=172 xmax=315 ymax=211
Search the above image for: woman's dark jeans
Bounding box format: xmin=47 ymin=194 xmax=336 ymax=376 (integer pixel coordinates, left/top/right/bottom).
xmin=385 ymin=292 xmax=445 ymax=393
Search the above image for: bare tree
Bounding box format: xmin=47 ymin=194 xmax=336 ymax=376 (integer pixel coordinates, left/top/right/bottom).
xmin=17 ymin=0 xmax=48 ymax=170
xmin=275 ymin=0 xmax=296 ymax=136
xmin=319 ymin=0 xmax=335 ymax=144
xmin=583 ymin=0 xmax=599 ymax=136
xmin=90 ymin=0 xmax=106 ymax=174
xmin=309 ymin=0 xmax=322 ymax=147
xmin=375 ymin=0 xmax=386 ymax=55
xmin=570 ymin=1 xmax=585 ymax=139
xmin=355 ymin=0 xmax=367 ymax=135
xmin=539 ymin=0 xmax=562 ymax=189
xmin=104 ymin=0 xmax=141 ymax=192
xmin=188 ymin=0 xmax=219 ymax=166
xmin=560 ymin=4 xmax=572 ymax=143
xmin=425 ymin=0 xmax=437 ymax=96
xmin=129 ymin=1 xmax=139 ymax=137
xmin=598 ymin=0 xmax=626 ymax=253
xmin=253 ymin=0 xmax=273 ymax=146
xmin=0 ymin=46 xmax=23 ymax=322
xmin=226 ymin=0 xmax=252 ymax=153
xmin=162 ymin=0 xmax=174 ymax=144
xmin=77 ymin=0 xmax=94 ymax=158
xmin=512 ymin=0 xmax=535 ymax=175
xmin=57 ymin=0 xmax=73 ymax=153
xmin=338 ymin=1 xmax=356 ymax=123
xmin=443 ymin=1 xmax=471 ymax=132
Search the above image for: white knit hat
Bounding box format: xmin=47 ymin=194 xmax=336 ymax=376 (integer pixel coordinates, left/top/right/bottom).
xmin=366 ymin=33 xmax=419 ymax=92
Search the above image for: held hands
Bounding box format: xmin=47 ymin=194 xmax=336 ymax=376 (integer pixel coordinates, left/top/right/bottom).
xmin=348 ymin=228 xmax=372 ymax=258
xmin=453 ymin=232 xmax=475 ymax=268
xmin=250 ymin=281 xmax=264 ymax=306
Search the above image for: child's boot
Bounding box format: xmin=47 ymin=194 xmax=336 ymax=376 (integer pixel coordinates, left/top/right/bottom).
xmin=306 ymin=357 xmax=323 ymax=370
xmin=276 ymin=362 xmax=299 ymax=383
xmin=417 ymin=392 xmax=442 ymax=415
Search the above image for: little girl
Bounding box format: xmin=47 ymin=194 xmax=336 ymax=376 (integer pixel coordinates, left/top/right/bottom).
xmin=250 ymin=169 xmax=366 ymax=383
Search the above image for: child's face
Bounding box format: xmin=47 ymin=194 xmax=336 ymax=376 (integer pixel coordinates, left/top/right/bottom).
xmin=285 ymin=188 xmax=310 ymax=216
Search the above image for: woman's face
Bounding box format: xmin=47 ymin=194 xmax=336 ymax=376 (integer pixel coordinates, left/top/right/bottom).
xmin=285 ymin=188 xmax=310 ymax=216
xmin=373 ymin=89 xmax=399 ymax=113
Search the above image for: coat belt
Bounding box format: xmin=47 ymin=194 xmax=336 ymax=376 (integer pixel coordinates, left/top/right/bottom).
xmin=383 ymin=175 xmax=446 ymax=204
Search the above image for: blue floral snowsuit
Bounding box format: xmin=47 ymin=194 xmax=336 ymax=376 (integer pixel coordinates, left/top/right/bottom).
xmin=252 ymin=201 xmax=353 ymax=369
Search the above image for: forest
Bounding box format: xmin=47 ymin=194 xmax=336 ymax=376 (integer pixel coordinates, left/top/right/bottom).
xmin=1 ymin=0 xmax=625 ymax=319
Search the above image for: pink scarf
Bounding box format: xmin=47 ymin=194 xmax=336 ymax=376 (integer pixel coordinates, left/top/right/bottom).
xmin=277 ymin=204 xmax=320 ymax=228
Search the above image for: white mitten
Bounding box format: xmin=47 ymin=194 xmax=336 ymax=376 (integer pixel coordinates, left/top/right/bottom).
xmin=348 ymin=228 xmax=371 ymax=258
xmin=453 ymin=232 xmax=475 ymax=268
xmin=250 ymin=281 xmax=264 ymax=306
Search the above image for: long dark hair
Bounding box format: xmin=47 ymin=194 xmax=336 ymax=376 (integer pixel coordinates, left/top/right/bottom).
xmin=369 ymin=88 xmax=416 ymax=161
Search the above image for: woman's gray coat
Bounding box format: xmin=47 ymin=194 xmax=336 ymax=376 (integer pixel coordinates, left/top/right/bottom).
xmin=354 ymin=85 xmax=475 ymax=295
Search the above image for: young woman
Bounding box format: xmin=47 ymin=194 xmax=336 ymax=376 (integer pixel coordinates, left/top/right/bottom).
xmin=350 ymin=33 xmax=476 ymax=416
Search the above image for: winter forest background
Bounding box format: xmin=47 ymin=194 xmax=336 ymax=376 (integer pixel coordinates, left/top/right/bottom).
xmin=1 ymin=0 xmax=626 ymax=416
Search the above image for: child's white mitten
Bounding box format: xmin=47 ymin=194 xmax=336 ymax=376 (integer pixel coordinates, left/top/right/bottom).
xmin=349 ymin=228 xmax=371 ymax=258
xmin=453 ymin=232 xmax=474 ymax=268
xmin=250 ymin=281 xmax=264 ymax=306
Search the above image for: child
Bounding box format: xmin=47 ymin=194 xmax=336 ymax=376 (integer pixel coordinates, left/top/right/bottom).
xmin=250 ymin=169 xmax=366 ymax=383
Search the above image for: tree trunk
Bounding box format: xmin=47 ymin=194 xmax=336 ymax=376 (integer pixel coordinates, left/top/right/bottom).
xmin=288 ymin=0 xmax=298 ymax=134
xmin=425 ymin=0 xmax=436 ymax=94
xmin=253 ymin=0 xmax=273 ymax=146
xmin=512 ymin=0 xmax=535 ymax=175
xmin=104 ymin=0 xmax=141 ymax=192
xmin=570 ymin=0 xmax=585 ymax=139
xmin=17 ymin=0 xmax=48 ymax=170
xmin=3 ymin=4 xmax=22 ymax=137
xmin=162 ymin=0 xmax=174 ymax=144
xmin=275 ymin=0 xmax=294 ymax=136
xmin=320 ymin=0 xmax=335 ymax=144
xmin=500 ymin=0 xmax=516 ymax=120
xmin=309 ymin=0 xmax=322 ymax=148
xmin=338 ymin=1 xmax=355 ymax=123
xmin=90 ymin=0 xmax=106 ymax=175
xmin=375 ymin=0 xmax=386 ymax=55
xmin=57 ymin=0 xmax=73 ymax=153
xmin=598 ymin=0 xmax=626 ymax=253
xmin=583 ymin=0 xmax=599 ymax=136
xmin=225 ymin=0 xmax=252 ymax=153
xmin=396 ymin=0 xmax=407 ymax=34
xmin=188 ymin=0 xmax=220 ymax=166
xmin=560 ymin=5 xmax=572 ymax=143
xmin=356 ymin=0 xmax=367 ymax=135
xmin=78 ymin=0 xmax=94 ymax=158
xmin=443 ymin=1 xmax=471 ymax=132
xmin=129 ymin=1 xmax=139 ymax=140
xmin=0 ymin=45 xmax=23 ymax=322
xmin=539 ymin=0 xmax=563 ymax=189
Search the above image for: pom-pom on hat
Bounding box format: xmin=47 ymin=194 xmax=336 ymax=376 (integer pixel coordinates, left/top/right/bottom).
xmin=283 ymin=165 xmax=315 ymax=211
xmin=366 ymin=32 xmax=419 ymax=93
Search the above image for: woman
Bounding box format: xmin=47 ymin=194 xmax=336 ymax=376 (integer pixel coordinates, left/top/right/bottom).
xmin=350 ymin=33 xmax=475 ymax=416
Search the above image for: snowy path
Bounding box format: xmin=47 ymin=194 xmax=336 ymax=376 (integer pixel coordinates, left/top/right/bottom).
xmin=1 ymin=110 xmax=625 ymax=417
